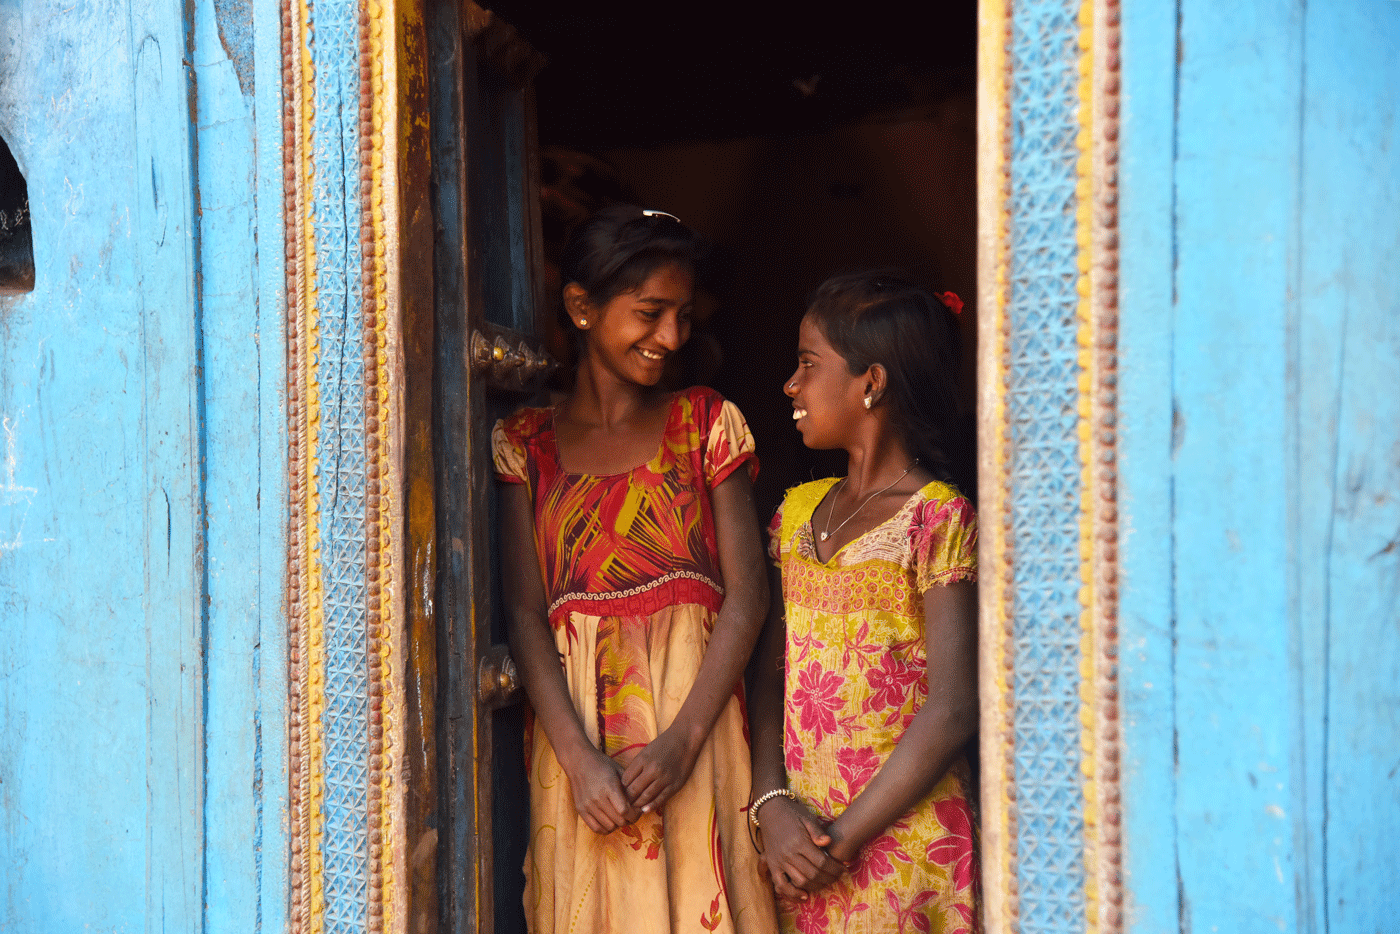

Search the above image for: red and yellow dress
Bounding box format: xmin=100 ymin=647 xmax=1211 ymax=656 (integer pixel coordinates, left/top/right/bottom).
xmin=768 ymin=478 xmax=981 ymax=934
xmin=493 ymin=386 xmax=776 ymax=934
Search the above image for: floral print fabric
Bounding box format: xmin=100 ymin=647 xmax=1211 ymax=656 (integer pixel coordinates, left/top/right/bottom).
xmin=493 ymin=387 xmax=774 ymax=934
xmin=769 ymin=478 xmax=981 ymax=934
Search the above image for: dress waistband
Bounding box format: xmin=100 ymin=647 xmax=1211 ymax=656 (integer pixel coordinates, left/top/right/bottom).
xmin=548 ymin=570 xmax=724 ymax=623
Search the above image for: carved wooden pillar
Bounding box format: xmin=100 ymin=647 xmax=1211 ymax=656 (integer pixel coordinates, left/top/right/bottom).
xmin=977 ymin=0 xmax=1123 ymax=931
xmin=283 ymin=1 xmax=407 ymax=932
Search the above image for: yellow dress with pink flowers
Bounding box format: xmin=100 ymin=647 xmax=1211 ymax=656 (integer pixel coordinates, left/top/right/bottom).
xmin=493 ymin=386 xmax=776 ymax=934
xmin=768 ymin=477 xmax=981 ymax=934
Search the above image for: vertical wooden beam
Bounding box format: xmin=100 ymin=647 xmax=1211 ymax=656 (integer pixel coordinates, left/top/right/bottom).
xmin=1294 ymin=8 xmax=1400 ymax=931
xmin=976 ymin=1 xmax=1016 ymax=930
xmin=1171 ymin=1 xmax=1304 ymax=929
xmin=284 ymin=0 xmax=407 ymax=931
xmin=394 ymin=1 xmax=441 ymax=932
xmin=193 ymin=0 xmax=291 ymax=929
xmin=978 ymin=1 xmax=1124 ymax=931
xmin=1115 ymin=0 xmax=1181 ymax=930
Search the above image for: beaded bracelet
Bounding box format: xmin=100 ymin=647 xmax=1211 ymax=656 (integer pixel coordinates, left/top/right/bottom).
xmin=747 ymin=788 xmax=799 ymax=853
xmin=748 ymin=788 xmax=798 ymax=831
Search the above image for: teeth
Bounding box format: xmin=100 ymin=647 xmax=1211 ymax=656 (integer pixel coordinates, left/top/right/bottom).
xmin=638 ymin=349 xmax=664 ymax=360
xmin=792 ymin=408 xmax=807 ymax=420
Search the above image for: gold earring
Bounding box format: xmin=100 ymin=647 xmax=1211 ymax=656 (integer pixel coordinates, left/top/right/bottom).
xmin=579 ymin=317 xmax=588 ymax=327
xmin=863 ymin=396 xmax=873 ymax=409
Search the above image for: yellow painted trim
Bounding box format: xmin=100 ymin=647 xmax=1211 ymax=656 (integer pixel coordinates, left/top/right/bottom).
xmin=976 ymin=0 xmax=1014 ymax=930
xmin=293 ymin=0 xmax=327 ymax=928
xmin=1073 ymin=0 xmax=1100 ymax=931
xmin=367 ymin=0 xmax=408 ymax=932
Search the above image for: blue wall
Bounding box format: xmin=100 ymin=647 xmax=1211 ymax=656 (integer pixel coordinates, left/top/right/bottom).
xmin=0 ymin=1 xmax=286 ymax=931
xmin=1120 ymin=1 xmax=1400 ymax=931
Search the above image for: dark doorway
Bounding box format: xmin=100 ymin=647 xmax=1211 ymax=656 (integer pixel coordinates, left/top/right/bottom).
xmin=489 ymin=0 xmax=979 ymax=520
xmin=426 ymin=5 xmax=981 ymax=934
xmin=0 ymin=136 xmax=34 ymax=294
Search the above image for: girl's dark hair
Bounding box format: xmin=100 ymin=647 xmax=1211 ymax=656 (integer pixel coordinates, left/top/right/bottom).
xmin=805 ymin=271 xmax=965 ymax=484
xmin=559 ymin=204 xmax=706 ymax=305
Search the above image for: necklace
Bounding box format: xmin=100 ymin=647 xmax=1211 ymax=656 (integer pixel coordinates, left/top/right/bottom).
xmin=820 ymin=461 xmax=919 ymax=543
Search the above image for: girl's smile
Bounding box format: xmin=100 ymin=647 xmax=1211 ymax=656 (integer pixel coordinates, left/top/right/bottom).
xmin=572 ymin=262 xmax=695 ymax=388
xmin=783 ymin=315 xmax=866 ymax=448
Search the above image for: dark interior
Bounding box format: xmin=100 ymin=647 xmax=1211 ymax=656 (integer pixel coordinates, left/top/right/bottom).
xmin=446 ymin=6 xmax=982 ymax=932
xmin=491 ymin=0 xmax=980 ymax=518
xmin=0 ymin=137 xmax=33 ymax=294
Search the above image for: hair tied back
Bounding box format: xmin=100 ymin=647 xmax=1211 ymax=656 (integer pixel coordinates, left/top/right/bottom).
xmin=936 ymin=291 xmax=964 ymax=316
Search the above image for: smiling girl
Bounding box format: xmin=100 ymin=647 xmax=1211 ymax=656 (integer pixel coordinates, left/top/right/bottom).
xmin=748 ymin=273 xmax=980 ymax=934
xmin=493 ymin=206 xmax=776 ymax=934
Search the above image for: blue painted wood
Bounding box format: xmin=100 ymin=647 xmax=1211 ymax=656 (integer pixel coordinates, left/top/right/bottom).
xmin=1004 ymin=2 xmax=1090 ymax=929
xmin=248 ymin=0 xmax=291 ymax=927
xmin=1120 ymin=0 xmax=1400 ymax=930
xmin=1116 ymin=0 xmax=1182 ymax=930
xmin=1 ymin=2 xmax=285 ymax=931
xmin=1173 ymin=1 xmax=1306 ymax=930
xmin=192 ymin=0 xmax=288 ymax=931
xmin=1296 ymin=5 xmax=1400 ymax=932
xmin=0 ymin=2 xmax=204 ymax=930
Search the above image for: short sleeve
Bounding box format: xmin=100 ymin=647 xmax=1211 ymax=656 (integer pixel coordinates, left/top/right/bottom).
xmin=766 ymin=503 xmax=784 ymax=566
xmin=704 ymin=398 xmax=759 ymax=489
xmin=910 ymin=492 xmax=979 ymax=592
xmin=491 ymin=418 xmax=528 ymax=485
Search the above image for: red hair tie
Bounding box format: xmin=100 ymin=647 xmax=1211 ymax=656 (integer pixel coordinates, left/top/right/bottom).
xmin=937 ymin=291 xmax=964 ymax=316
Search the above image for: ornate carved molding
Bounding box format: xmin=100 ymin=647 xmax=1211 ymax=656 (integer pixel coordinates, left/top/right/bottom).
xmin=284 ymin=1 xmax=404 ymax=932
xmin=978 ymin=1 xmax=1122 ymax=932
xmin=1081 ymin=0 xmax=1124 ymax=928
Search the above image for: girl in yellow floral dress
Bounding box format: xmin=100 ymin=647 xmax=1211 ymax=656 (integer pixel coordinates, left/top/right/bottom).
xmin=749 ymin=273 xmax=980 ymax=934
xmin=494 ymin=206 xmax=776 ymax=934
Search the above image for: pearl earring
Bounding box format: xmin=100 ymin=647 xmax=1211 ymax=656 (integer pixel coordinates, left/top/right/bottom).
xmin=863 ymin=396 xmax=873 ymax=409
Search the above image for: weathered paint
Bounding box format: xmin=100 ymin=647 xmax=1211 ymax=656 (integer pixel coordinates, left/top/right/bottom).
xmin=0 ymin=1 xmax=286 ymax=931
xmin=1294 ymin=6 xmax=1400 ymax=931
xmin=193 ymin=0 xmax=290 ymax=930
xmin=1116 ymin=0 xmax=1179 ymax=931
xmin=1117 ymin=0 xmax=1400 ymax=931
xmin=0 ymin=2 xmax=203 ymax=928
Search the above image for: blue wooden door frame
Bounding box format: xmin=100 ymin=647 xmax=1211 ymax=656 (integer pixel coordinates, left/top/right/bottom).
xmin=0 ymin=1 xmax=287 ymax=931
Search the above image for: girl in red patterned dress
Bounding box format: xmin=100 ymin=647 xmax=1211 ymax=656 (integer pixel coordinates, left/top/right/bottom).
xmin=748 ymin=273 xmax=981 ymax=934
xmin=493 ymin=206 xmax=776 ymax=934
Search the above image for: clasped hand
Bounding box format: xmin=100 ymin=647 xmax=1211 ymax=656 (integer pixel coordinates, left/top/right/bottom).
xmin=566 ymin=725 xmax=702 ymax=835
xmin=757 ymin=797 xmax=848 ymax=901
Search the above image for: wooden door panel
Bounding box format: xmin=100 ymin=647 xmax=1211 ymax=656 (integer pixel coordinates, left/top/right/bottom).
xmin=427 ymin=5 xmax=548 ymax=933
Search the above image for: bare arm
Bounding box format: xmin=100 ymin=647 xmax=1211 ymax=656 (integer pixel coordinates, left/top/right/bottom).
xmin=747 ymin=565 xmax=788 ymax=800
xmin=621 ymin=469 xmax=769 ymax=812
xmin=499 ymin=481 xmax=639 ymax=834
xmin=822 ymin=580 xmax=979 ymax=862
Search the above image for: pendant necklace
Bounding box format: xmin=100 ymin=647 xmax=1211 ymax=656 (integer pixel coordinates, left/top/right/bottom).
xmin=820 ymin=460 xmax=919 ymax=543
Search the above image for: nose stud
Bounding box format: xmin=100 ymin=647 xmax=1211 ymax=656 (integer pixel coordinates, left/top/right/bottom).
xmin=786 ymin=381 xmax=795 ymax=391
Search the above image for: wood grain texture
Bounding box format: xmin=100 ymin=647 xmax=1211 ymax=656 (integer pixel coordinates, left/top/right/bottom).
xmin=1117 ymin=0 xmax=1400 ymax=930
xmin=0 ymin=2 xmax=286 ymax=932
xmin=1115 ymin=0 xmax=1181 ymax=931
xmin=1294 ymin=5 xmax=1400 ymax=930
xmin=0 ymin=1 xmax=201 ymax=927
